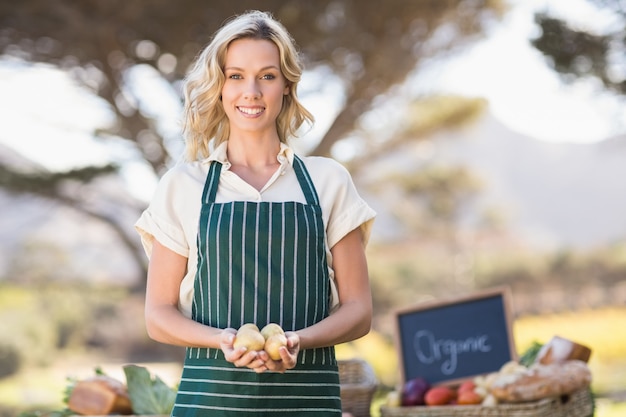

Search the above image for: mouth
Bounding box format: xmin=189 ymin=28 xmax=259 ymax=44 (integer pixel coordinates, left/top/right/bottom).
xmin=237 ymin=106 xmax=265 ymax=116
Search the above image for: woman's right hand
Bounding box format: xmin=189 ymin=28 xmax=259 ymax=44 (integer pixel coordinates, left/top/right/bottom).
xmin=261 ymin=331 xmax=300 ymax=373
xmin=220 ymin=328 xmax=268 ymax=372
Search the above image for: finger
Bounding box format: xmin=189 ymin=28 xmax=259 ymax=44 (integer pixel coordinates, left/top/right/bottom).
xmin=278 ymin=346 xmax=290 ymax=362
xmin=226 ymin=346 xmax=248 ymax=363
xmin=220 ymin=329 xmax=238 ymax=353
xmin=254 ymin=365 xmax=268 ymax=373
xmin=249 ymin=357 xmax=268 ymax=372
xmin=234 ymin=350 xmax=258 ymax=367
xmin=264 ymin=360 xmax=285 ymax=373
xmin=282 ymin=350 xmax=298 ymax=370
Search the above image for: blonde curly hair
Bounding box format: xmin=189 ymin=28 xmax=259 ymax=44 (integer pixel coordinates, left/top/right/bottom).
xmin=182 ymin=10 xmax=314 ymax=161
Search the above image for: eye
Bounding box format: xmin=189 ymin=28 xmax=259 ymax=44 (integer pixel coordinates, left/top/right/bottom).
xmin=227 ymin=73 xmax=242 ymax=80
xmin=261 ymin=74 xmax=276 ymax=80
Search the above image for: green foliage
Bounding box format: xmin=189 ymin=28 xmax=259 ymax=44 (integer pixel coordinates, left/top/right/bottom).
xmin=518 ymin=341 xmax=543 ymax=367
xmin=0 ymin=344 xmax=21 ymax=379
xmin=366 ymin=238 xmax=626 ymax=344
xmin=469 ymin=242 xmax=626 ymax=292
xmin=123 ymin=365 xmax=176 ymax=415
xmin=0 ymin=283 xmax=131 ymax=368
xmin=61 ymin=376 xmax=77 ymax=406
xmin=388 ymin=164 xmax=483 ymax=227
xmin=403 ymin=96 xmax=488 ymax=135
xmin=0 ymin=286 xmax=57 ymax=368
xmin=0 ymin=164 xmax=118 ymax=197
xmin=531 ymin=5 xmax=625 ymax=95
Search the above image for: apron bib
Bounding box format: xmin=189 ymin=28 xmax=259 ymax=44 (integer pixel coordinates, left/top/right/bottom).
xmin=171 ymin=156 xmax=341 ymax=417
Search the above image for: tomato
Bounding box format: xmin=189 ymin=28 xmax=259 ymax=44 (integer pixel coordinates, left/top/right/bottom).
xmin=424 ymin=386 xmax=455 ymax=406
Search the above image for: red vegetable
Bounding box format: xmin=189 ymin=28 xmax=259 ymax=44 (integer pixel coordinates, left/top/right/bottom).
xmin=457 ymin=380 xmax=476 ymax=393
xmin=457 ymin=389 xmax=483 ymax=405
xmin=424 ymin=386 xmax=455 ymax=406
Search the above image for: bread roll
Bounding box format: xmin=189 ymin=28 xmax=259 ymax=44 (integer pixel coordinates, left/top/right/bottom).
xmin=68 ymin=375 xmax=133 ymax=415
xmin=490 ymin=360 xmax=592 ymax=403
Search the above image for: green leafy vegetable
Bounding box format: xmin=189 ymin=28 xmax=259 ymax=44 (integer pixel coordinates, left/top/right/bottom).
xmin=123 ymin=364 xmax=177 ymax=414
xmin=518 ymin=341 xmax=543 ymax=367
xmin=62 ymin=376 xmax=77 ymax=405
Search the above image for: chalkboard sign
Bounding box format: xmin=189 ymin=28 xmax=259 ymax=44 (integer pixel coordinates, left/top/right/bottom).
xmin=394 ymin=287 xmax=516 ymax=386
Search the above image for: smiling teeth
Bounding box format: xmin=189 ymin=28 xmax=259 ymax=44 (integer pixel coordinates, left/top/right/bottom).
xmin=238 ymin=107 xmax=263 ymax=115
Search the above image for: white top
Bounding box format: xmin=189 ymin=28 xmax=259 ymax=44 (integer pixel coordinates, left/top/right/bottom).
xmin=135 ymin=141 xmax=376 ymax=318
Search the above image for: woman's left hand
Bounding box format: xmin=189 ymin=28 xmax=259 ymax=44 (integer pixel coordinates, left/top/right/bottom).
xmin=260 ymin=331 xmax=300 ymax=373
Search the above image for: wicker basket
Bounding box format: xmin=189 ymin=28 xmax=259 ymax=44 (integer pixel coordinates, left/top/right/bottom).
xmin=380 ymin=387 xmax=593 ymax=417
xmin=339 ymin=359 xmax=379 ymax=417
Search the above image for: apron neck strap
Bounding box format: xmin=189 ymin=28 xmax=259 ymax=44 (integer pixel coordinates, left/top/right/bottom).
xmin=292 ymin=155 xmax=320 ymax=206
xmin=202 ymin=161 xmax=222 ymax=203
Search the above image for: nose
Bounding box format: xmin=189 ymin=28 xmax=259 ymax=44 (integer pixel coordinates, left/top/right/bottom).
xmin=243 ymin=79 xmax=261 ymax=99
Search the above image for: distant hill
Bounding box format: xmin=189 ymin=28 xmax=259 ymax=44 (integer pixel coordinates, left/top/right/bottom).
xmin=366 ymin=109 xmax=626 ymax=249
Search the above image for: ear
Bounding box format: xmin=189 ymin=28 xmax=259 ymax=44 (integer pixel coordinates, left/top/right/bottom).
xmin=283 ymin=83 xmax=290 ymax=95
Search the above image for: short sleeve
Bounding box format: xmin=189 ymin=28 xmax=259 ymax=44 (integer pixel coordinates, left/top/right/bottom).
xmin=304 ymin=157 xmax=376 ymax=249
xmin=134 ymin=166 xmax=196 ymax=259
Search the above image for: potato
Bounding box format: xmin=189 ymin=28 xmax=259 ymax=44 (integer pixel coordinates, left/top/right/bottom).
xmin=264 ymin=333 xmax=288 ymax=360
xmin=233 ymin=324 xmax=265 ymax=351
xmin=260 ymin=323 xmax=284 ymax=339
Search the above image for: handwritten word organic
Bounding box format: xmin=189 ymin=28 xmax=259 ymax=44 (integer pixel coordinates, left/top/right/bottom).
xmin=413 ymin=330 xmax=492 ymax=375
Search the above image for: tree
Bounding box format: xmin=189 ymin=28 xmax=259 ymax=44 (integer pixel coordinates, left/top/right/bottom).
xmin=0 ymin=0 xmax=505 ymax=283
xmin=531 ymin=1 xmax=626 ymax=95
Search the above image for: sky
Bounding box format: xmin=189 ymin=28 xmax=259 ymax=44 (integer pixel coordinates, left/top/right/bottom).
xmin=0 ymin=0 xmax=624 ymax=201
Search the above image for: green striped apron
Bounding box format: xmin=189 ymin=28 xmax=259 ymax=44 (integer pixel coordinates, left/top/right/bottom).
xmin=172 ymin=156 xmax=341 ymax=416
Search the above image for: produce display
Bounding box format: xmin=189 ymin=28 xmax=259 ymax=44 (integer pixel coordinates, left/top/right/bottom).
xmin=21 ymin=323 xmax=292 ymax=416
xmin=384 ymin=335 xmax=593 ymax=410
xmin=23 ymin=324 xmax=595 ymax=417
xmin=65 ymin=365 xmax=176 ymax=416
xmin=64 ymin=323 xmax=287 ymax=415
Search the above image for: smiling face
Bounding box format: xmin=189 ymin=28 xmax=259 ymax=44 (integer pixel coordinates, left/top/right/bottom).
xmin=221 ymin=38 xmax=289 ymax=140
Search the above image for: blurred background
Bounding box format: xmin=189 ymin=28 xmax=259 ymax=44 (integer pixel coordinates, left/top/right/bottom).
xmin=0 ymin=0 xmax=625 ymax=416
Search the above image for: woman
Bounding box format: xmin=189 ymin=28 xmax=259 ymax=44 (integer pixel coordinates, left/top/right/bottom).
xmin=135 ymin=10 xmax=376 ymax=416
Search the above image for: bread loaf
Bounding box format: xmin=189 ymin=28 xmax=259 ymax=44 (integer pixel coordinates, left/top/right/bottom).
xmin=490 ymin=360 xmax=591 ymax=403
xmin=535 ymin=335 xmax=592 ymax=364
xmin=68 ymin=375 xmax=133 ymax=415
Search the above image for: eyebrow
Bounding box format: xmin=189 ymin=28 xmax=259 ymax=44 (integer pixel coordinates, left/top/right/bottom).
xmin=224 ymin=65 xmax=280 ymax=72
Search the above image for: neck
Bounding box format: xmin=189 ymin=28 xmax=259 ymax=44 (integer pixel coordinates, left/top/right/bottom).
xmin=226 ymin=136 xmax=281 ymax=168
